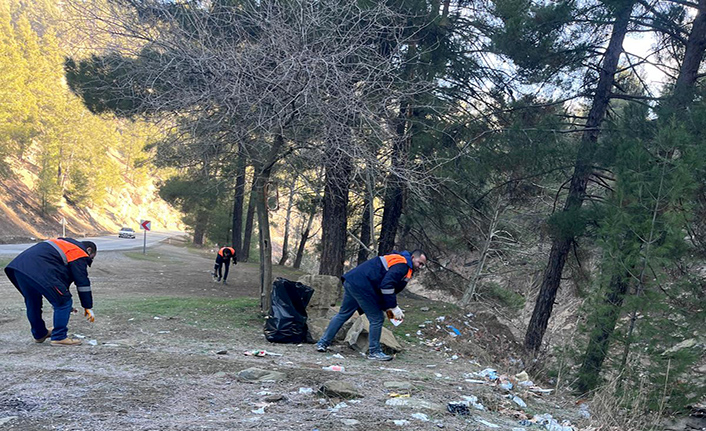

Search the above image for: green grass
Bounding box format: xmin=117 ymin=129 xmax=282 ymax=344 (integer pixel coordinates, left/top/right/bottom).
xmin=103 ymin=297 xmax=263 ymax=329
xmin=124 ymin=250 xmax=179 ymax=263
xmin=0 ymin=257 xmax=12 ymax=269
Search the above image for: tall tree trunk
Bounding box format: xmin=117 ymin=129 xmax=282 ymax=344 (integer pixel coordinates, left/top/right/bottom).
xmin=319 ymin=138 xmax=353 ymax=276
xmin=241 ymin=173 xmax=257 ymax=262
xmin=577 ymin=0 xmax=706 ymax=390
xmin=357 ymin=188 xmax=372 ymax=265
xmin=294 ymin=205 xmax=316 ymax=269
xmin=232 ymin=144 xmax=247 ymax=259
xmin=524 ymin=2 xmax=635 ymax=352
xmin=257 ymin=134 xmax=284 ymax=315
xmin=378 ymin=39 xmax=417 ymax=255
xmin=192 ymin=210 xmax=209 ymax=246
xmin=576 ymin=273 xmax=629 ymax=393
xmin=670 ymin=0 xmax=706 ymax=109
xmin=278 ymin=178 xmax=296 ymax=266
xmin=378 ymin=100 xmax=412 ymax=255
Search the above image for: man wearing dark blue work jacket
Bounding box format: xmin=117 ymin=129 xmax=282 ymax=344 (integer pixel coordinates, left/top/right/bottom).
xmin=4 ymin=238 xmax=97 ymax=346
xmin=315 ymin=249 xmax=427 ymax=361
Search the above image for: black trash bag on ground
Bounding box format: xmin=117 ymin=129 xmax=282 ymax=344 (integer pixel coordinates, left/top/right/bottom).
xmin=264 ymin=277 xmax=315 ymax=343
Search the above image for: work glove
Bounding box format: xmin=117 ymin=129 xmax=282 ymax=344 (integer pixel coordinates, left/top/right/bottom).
xmin=386 ymin=306 xmax=404 ymax=320
xmin=84 ymin=308 xmax=95 ymax=323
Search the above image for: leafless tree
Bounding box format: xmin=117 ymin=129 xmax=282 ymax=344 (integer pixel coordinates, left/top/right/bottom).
xmin=66 ymin=0 xmax=432 ymax=313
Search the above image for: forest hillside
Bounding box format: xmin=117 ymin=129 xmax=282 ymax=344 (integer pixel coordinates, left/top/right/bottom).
xmin=0 ymin=0 xmax=181 ymax=241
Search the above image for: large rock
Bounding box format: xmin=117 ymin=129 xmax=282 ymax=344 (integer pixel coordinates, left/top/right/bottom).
xmin=320 ymin=380 xmax=362 ymax=399
xmin=307 ymin=307 xmax=357 ymax=342
xmin=344 ymin=315 xmax=402 ymax=354
xmin=237 ymin=368 xmax=286 ymax=382
xmin=385 ymin=398 xmax=444 ymax=413
xmin=298 ymin=275 xmax=342 ymax=318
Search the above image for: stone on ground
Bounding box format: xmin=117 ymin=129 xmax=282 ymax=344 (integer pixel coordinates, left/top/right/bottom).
xmin=345 ymin=315 xmax=402 ymax=354
xmin=237 ymin=367 xmax=286 ymax=382
xmin=319 ymin=380 xmax=362 ymax=399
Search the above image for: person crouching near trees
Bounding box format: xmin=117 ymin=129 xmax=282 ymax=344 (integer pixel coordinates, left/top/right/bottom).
xmin=212 ymin=246 xmax=236 ymax=284
xmin=315 ymin=249 xmax=427 ymax=361
xmin=4 ymin=238 xmax=97 ymax=346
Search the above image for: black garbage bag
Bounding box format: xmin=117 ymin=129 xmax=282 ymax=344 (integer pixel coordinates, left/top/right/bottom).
xmin=264 ymin=277 xmax=315 ymax=343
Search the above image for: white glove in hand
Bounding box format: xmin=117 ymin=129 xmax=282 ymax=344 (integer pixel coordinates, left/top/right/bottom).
xmin=84 ymin=308 xmax=95 ymax=323
xmin=387 ymin=306 xmax=404 ymax=320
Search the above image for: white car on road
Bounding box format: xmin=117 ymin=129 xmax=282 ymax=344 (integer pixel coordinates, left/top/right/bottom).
xmin=118 ymin=227 xmax=136 ymax=239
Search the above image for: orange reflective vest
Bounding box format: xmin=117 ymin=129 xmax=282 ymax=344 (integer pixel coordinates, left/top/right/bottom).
xmin=378 ymin=254 xmax=413 ymax=295
xmin=218 ymin=247 xmax=235 ymax=257
xmin=46 ymin=238 xmax=89 ymax=265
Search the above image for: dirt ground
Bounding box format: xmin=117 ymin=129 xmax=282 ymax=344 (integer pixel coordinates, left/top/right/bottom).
xmin=0 ymin=242 xmax=587 ymax=431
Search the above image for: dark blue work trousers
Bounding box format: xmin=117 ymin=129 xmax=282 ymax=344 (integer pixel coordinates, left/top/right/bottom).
xmin=13 ymin=271 xmax=73 ymax=341
xmin=318 ymin=281 xmax=385 ymax=354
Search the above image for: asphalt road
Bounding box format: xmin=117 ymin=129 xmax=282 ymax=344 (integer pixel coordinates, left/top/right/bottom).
xmin=0 ymin=230 xmax=184 ymax=255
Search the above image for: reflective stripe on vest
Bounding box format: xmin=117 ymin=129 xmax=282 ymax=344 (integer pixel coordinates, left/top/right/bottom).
xmin=218 ymin=247 xmax=235 ymax=257
xmin=379 ymin=254 xmax=413 ymax=293
xmin=46 ymin=239 xmax=88 ymax=265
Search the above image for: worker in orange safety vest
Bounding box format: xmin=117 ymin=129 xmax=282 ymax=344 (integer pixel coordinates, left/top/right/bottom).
xmin=4 ymin=238 xmax=97 ymax=346
xmin=315 ymin=249 xmax=427 ymax=361
xmin=212 ymin=246 xmax=236 ymax=284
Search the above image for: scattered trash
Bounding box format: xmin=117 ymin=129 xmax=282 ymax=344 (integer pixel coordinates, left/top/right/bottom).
xmin=128 ymin=318 xmax=134 ymax=321
xmin=411 ymin=412 xmax=429 ymax=421
xmin=464 ymin=379 xmax=486 ymax=384
xmin=73 ymin=334 xmax=86 ymax=339
xmin=103 ymin=343 xmax=120 ymax=347
xmin=87 ymin=340 xmax=98 ymax=346
xmin=476 ymin=418 xmax=500 ymax=428
xmin=298 ymin=387 xmax=314 ymax=394
xmin=518 ymin=419 xmax=532 ymax=426
xmin=157 ymin=330 xmax=170 ymax=334
xmin=447 ymin=402 xmax=470 ymax=415
xmin=331 ymin=353 xmax=344 ymax=359
xmin=251 ymin=407 xmax=265 ymax=414
xmin=515 ymin=371 xmax=530 ymax=382
xmin=244 ymin=349 xmax=283 ymax=357
xmin=322 ymin=365 xmax=345 ymax=372
xmin=425 ymin=364 xmax=437 ymax=368
xmin=451 ymin=355 xmax=458 ymax=360
xmin=153 ymin=316 xmax=161 ymax=320
xmin=499 ymin=379 xmax=514 ymax=391
xmin=390 ymin=318 xmax=403 ymax=327
xmin=435 ymin=316 xmax=446 ymax=322
xmin=328 ymin=402 xmax=348 ymax=412
xmin=388 ymin=393 xmax=411 ymax=398
xmin=506 ymin=394 xmax=527 ymax=408
xmin=216 ymin=350 xmax=228 ymax=355
xmin=392 ymin=420 xmax=410 ymax=426
xmin=478 ymin=368 xmax=498 ymax=380
xmin=534 ymin=414 xmax=574 ymax=431
xmin=512 ymin=428 xmax=527 ymax=431
xmin=446 ymin=325 xmax=461 ymax=336
xmin=257 ymin=391 xmax=272 ymax=396
xmin=527 ymin=386 xmax=553 ymax=395
xmin=420 ymin=307 xmax=430 ymax=311
xmin=578 ymin=402 xmax=591 ymax=418
xmin=461 ymin=395 xmax=485 ymax=411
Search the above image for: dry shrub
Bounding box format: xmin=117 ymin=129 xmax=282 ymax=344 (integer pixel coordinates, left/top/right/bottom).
xmin=585 ymin=372 xmax=660 ymax=431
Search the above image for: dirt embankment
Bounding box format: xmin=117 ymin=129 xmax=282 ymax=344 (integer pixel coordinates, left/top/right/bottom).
xmin=0 ymin=156 xmax=181 ymax=244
